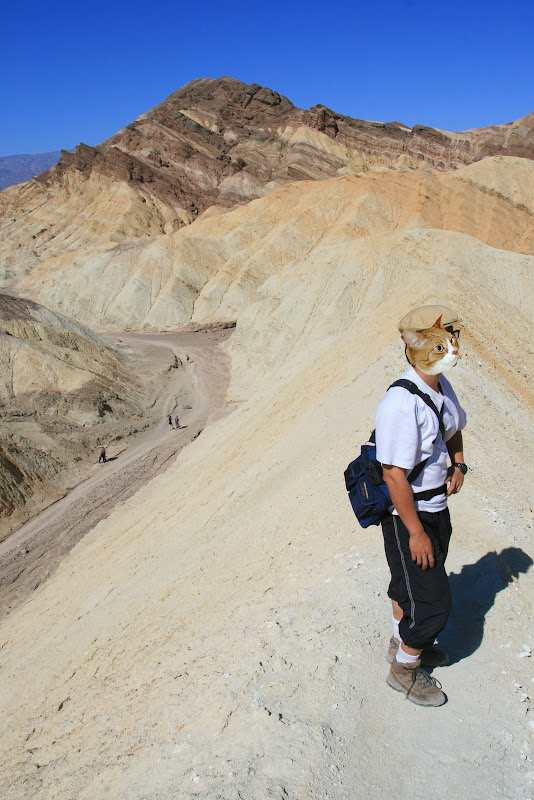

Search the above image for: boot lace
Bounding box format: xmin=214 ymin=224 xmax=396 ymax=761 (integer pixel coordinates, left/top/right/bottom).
xmin=408 ymin=667 xmax=442 ymax=695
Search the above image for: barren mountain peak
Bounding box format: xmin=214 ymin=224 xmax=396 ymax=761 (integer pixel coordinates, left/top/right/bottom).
xmin=1 ymin=76 xmax=533 ymax=295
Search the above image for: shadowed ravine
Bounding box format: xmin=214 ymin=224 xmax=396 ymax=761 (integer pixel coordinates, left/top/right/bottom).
xmin=0 ymin=328 xmax=232 ymax=621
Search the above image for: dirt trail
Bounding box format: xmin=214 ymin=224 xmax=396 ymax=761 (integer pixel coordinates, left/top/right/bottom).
xmin=0 ymin=328 xmax=233 ymax=620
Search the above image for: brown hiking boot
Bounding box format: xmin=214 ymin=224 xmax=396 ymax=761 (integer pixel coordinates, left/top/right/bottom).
xmin=386 ymin=636 xmax=449 ymax=668
xmin=386 ymin=659 xmax=447 ymax=706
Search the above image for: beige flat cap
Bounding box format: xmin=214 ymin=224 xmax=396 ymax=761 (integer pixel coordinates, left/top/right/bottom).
xmin=398 ymin=304 xmax=461 ymax=333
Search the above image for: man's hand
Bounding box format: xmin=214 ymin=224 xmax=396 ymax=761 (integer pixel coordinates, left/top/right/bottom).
xmin=409 ymin=530 xmax=435 ymax=570
xmin=446 ymin=465 xmax=465 ymax=496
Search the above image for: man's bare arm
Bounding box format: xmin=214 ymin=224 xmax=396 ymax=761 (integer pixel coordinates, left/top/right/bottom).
xmin=382 ymin=465 xmax=435 ymax=570
xmin=446 ymin=430 xmax=465 ymax=496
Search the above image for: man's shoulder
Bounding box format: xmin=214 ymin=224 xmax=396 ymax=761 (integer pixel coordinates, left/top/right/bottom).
xmin=377 ymin=380 xmax=419 ymax=417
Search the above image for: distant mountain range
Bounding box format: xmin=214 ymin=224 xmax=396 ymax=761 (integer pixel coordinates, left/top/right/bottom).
xmin=0 ymin=150 xmax=71 ymax=190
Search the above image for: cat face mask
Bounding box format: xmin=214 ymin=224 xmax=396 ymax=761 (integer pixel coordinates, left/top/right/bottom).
xmin=401 ymin=316 xmax=460 ymax=375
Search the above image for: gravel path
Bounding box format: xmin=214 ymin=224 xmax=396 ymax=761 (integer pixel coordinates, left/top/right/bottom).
xmin=0 ymin=328 xmax=232 ymax=621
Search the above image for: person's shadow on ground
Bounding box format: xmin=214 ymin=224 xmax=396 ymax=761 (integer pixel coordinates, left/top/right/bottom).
xmin=439 ymin=547 xmax=532 ymax=664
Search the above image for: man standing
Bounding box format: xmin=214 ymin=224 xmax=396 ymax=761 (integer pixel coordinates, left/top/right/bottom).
xmin=375 ymin=305 xmax=467 ymax=706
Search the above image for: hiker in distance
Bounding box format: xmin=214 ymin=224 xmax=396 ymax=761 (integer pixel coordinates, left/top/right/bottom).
xmin=168 ymin=415 xmax=174 ymax=431
xmin=98 ymin=446 xmax=107 ymax=464
xmin=376 ymin=305 xmax=467 ymax=707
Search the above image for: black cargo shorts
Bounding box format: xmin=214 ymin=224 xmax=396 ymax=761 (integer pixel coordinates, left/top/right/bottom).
xmin=381 ymin=507 xmax=452 ymax=650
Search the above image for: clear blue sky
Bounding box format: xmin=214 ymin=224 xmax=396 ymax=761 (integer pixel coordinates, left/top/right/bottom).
xmin=1 ymin=0 xmax=533 ymax=155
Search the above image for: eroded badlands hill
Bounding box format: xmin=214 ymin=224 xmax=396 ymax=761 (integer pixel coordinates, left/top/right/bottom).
xmin=10 ymin=155 xmax=534 ymax=331
xmin=1 ymin=76 xmax=533 ymax=290
xmin=0 ymin=294 xmax=149 ymax=536
xmin=45 ymin=77 xmax=534 ymax=213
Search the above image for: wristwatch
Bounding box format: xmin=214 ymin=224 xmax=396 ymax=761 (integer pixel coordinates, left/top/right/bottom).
xmin=453 ymin=462 xmax=468 ymax=475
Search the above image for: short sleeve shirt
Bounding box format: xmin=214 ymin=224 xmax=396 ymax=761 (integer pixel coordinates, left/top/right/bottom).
xmin=375 ymin=367 xmax=467 ymax=513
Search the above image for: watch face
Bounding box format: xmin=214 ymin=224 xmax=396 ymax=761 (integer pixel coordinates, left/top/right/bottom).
xmin=456 ymin=463 xmax=468 ymax=474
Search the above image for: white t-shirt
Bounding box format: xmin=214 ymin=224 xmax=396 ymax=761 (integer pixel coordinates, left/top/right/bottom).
xmin=375 ymin=367 xmax=467 ymax=513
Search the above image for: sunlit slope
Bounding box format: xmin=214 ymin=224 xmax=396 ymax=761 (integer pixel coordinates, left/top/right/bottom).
xmin=0 ymin=200 xmax=533 ymax=796
xmin=0 ymin=172 xmax=188 ymax=287
xmin=12 ymin=156 xmax=534 ymax=331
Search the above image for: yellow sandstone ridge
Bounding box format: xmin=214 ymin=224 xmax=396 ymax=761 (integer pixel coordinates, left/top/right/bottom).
xmin=4 ymin=156 xmax=533 ymax=332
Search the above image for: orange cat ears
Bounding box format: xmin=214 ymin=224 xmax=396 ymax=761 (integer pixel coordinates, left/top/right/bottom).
xmin=401 ymin=317 xmax=443 ymax=350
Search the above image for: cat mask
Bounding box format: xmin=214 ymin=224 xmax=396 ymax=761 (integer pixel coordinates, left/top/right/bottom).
xmin=402 ymin=316 xmax=460 ymax=375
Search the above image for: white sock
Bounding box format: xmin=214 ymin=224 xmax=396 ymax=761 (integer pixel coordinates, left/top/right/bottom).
xmin=395 ymin=645 xmax=420 ymax=665
xmin=392 ymin=616 xmax=400 ymax=641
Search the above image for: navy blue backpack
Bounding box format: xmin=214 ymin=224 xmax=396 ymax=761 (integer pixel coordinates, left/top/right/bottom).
xmin=344 ymin=379 xmax=446 ymax=528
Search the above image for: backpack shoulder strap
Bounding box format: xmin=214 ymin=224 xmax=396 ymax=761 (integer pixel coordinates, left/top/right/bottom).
xmin=388 ymin=379 xmax=445 ymax=439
